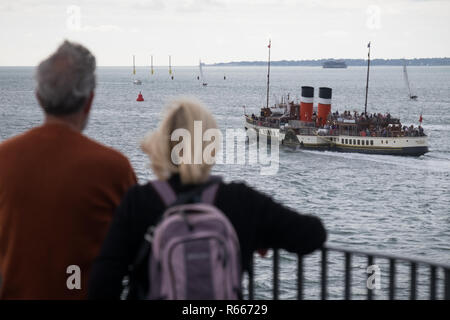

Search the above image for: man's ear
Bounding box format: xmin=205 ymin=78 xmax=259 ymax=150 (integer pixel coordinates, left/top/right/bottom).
xmin=83 ymin=91 xmax=94 ymax=115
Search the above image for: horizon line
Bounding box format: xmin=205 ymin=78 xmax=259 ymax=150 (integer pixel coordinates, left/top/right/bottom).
xmin=2 ymin=57 xmax=449 ymax=68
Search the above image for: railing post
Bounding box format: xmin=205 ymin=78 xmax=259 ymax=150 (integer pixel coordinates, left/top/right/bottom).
xmin=273 ymin=249 xmax=279 ymax=300
xmin=297 ymin=255 xmax=303 ymax=300
xmin=248 ymin=253 xmax=254 ymax=300
xmin=429 ymin=266 xmax=436 ymax=300
xmin=445 ymin=268 xmax=450 ymax=300
xmin=321 ymin=247 xmax=328 ymax=300
xmin=344 ymin=252 xmax=351 ymax=300
xmin=410 ymin=262 xmax=417 ymax=300
xmin=389 ymin=259 xmax=396 ymax=300
xmin=367 ymin=255 xmax=374 ymax=300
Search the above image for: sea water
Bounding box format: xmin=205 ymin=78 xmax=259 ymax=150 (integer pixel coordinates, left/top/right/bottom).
xmin=1 ymin=65 xmax=449 ymax=299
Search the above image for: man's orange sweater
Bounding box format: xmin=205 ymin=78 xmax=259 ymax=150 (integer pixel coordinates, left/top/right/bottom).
xmin=0 ymin=123 xmax=137 ymax=299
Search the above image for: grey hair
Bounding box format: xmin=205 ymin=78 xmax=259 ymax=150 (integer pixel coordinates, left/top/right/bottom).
xmin=36 ymin=40 xmax=96 ymax=115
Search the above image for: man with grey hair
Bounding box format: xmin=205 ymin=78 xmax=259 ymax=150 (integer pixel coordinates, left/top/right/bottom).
xmin=0 ymin=40 xmax=137 ymax=299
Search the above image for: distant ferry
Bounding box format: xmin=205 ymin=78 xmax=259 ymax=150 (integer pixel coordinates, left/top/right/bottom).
xmin=323 ymin=60 xmax=347 ymax=69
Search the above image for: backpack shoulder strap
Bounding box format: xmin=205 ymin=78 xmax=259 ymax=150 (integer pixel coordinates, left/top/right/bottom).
xmin=201 ymin=183 xmax=220 ymax=205
xmin=150 ymin=180 xmax=177 ymax=207
xmin=151 ymin=176 xmax=222 ymax=208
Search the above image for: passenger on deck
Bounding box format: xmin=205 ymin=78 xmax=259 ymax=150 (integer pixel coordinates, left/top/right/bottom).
xmin=88 ymin=98 xmax=327 ymax=299
xmin=419 ymin=126 xmax=424 ymax=136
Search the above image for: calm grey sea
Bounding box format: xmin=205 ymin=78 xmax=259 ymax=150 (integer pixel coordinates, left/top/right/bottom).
xmin=1 ymin=66 xmax=449 ymax=299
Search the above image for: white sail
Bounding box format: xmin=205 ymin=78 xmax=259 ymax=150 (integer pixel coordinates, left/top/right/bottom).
xmin=403 ymin=61 xmax=417 ymax=99
xmin=403 ymin=63 xmax=412 ymax=97
xmin=199 ymin=59 xmax=207 ymax=86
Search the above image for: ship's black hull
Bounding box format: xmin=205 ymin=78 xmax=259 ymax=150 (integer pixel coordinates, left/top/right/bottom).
xmin=333 ymin=145 xmax=428 ymax=156
xmin=284 ymin=144 xmax=429 ymax=156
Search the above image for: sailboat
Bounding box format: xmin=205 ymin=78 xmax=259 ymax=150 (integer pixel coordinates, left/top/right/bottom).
xmin=403 ymin=60 xmax=417 ymax=100
xmin=199 ymin=60 xmax=207 ymax=86
xmin=169 ymin=55 xmax=174 ymax=80
xmin=150 ymin=55 xmax=154 ymax=75
xmin=133 ymin=55 xmax=142 ymax=85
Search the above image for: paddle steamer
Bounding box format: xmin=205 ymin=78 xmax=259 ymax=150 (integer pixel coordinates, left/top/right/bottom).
xmin=243 ymin=42 xmax=429 ymax=156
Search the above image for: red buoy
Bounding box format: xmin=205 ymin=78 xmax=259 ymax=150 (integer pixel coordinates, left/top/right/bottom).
xmin=136 ymin=92 xmax=144 ymax=101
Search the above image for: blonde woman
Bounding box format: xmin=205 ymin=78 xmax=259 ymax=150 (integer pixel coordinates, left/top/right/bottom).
xmin=89 ymin=98 xmax=326 ymax=299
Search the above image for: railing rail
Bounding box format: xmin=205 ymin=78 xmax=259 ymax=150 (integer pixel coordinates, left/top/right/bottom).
xmin=247 ymin=244 xmax=450 ymax=300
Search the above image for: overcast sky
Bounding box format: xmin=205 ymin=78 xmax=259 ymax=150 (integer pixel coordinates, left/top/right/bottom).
xmin=1 ymin=0 xmax=449 ymax=66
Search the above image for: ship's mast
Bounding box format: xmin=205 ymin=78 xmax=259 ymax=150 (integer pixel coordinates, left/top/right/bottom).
xmin=266 ymin=39 xmax=271 ymax=109
xmin=364 ymin=42 xmax=371 ymax=114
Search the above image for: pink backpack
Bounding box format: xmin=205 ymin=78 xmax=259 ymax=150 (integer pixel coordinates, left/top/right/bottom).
xmin=145 ymin=179 xmax=242 ymax=300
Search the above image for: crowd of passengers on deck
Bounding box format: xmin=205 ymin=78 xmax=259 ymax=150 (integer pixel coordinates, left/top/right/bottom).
xmin=248 ymin=109 xmax=425 ymax=138
xmin=320 ymin=110 xmax=425 ymax=137
xmin=248 ymin=113 xmax=280 ymax=128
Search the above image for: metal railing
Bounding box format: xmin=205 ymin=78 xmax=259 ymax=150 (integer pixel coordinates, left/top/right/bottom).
xmin=246 ymin=244 xmax=450 ymax=300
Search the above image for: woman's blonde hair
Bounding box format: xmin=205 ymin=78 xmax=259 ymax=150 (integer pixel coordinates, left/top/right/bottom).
xmin=141 ymin=97 xmax=218 ymax=184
